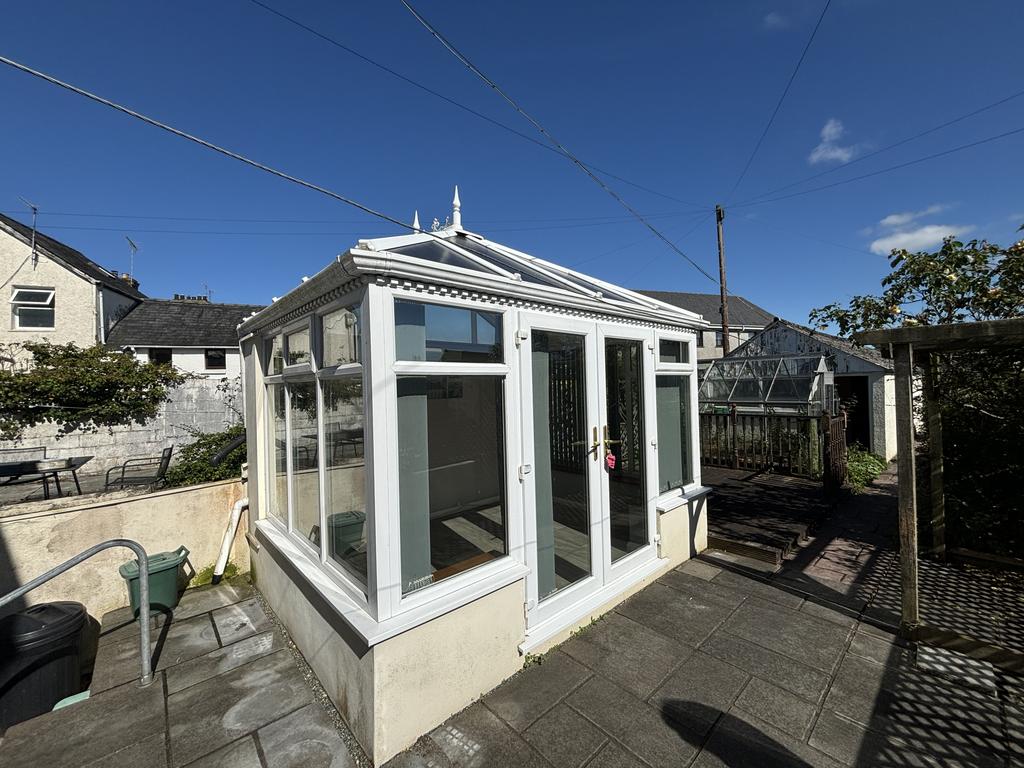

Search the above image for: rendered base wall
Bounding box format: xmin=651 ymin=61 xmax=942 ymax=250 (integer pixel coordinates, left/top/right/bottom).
xmin=250 ymin=529 xmax=525 ymax=765
xmin=0 ymin=478 xmax=248 ymax=620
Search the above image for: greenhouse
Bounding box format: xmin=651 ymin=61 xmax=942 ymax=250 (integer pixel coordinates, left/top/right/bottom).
xmin=237 ymin=191 xmax=712 ymax=764
xmin=699 ymin=354 xmax=835 ymax=415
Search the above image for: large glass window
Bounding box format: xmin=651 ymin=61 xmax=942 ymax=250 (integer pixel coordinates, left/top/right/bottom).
xmin=11 ymin=286 xmax=55 ymax=329
xmin=323 ymin=306 xmax=361 ymax=366
xmin=289 ymin=381 xmax=320 ymax=549
xmin=394 ymin=300 xmax=502 ymax=363
xmin=323 ymin=376 xmax=367 ymax=584
xmin=286 ymin=327 xmax=311 ymax=366
xmin=397 ymin=375 xmax=507 ymax=594
xmin=605 ymin=338 xmax=647 ymax=562
xmin=659 ymin=338 xmax=689 ymax=364
xmin=656 ymin=375 xmax=693 ymax=493
xmin=269 ymin=335 xmax=284 ymax=374
xmin=268 ymin=383 xmax=288 ymax=523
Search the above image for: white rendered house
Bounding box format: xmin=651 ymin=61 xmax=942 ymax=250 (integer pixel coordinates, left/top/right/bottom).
xmin=238 ymin=192 xmax=712 ymax=763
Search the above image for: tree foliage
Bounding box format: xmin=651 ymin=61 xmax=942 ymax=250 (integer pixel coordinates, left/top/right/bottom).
xmin=0 ymin=342 xmax=186 ymax=441
xmin=164 ymin=424 xmax=246 ymax=488
xmin=809 ymin=231 xmax=1024 ymax=558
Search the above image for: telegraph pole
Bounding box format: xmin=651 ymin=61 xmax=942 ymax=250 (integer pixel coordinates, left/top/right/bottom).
xmin=715 ymin=204 xmax=731 ymax=354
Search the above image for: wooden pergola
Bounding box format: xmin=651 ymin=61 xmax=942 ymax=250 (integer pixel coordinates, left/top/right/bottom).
xmin=854 ymin=318 xmax=1024 ymax=637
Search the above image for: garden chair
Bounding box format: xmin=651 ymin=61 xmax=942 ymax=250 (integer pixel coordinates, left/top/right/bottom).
xmin=105 ymin=446 xmax=174 ymax=490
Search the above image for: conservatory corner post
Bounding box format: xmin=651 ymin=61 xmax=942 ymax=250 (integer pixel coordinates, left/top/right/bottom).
xmin=919 ymin=354 xmax=946 ymax=559
xmin=892 ymin=341 xmax=920 ymax=636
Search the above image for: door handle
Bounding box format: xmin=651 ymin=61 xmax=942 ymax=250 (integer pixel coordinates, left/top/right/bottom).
xmin=602 ymin=425 xmax=622 ymax=452
xmin=572 ymin=427 xmax=601 ymax=460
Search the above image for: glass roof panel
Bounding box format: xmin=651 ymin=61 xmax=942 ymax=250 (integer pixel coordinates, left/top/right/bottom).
xmin=388 ymin=239 xmax=491 ymax=273
xmin=446 ymin=236 xmax=560 ymax=287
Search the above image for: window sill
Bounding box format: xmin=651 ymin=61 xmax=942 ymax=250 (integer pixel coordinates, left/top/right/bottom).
xmin=255 ymin=519 xmax=529 ymax=648
xmin=656 ymin=484 xmax=712 ymax=514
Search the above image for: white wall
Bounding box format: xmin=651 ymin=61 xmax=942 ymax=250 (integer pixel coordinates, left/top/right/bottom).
xmin=0 ymin=230 xmax=98 ymax=351
xmin=696 ymin=327 xmax=758 ymax=362
xmin=132 ymin=347 xmax=243 ymax=377
xmin=100 ymin=287 xmax=138 ymax=342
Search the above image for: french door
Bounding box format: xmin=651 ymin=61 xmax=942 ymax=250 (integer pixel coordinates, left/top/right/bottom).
xmin=519 ymin=312 xmax=657 ymax=630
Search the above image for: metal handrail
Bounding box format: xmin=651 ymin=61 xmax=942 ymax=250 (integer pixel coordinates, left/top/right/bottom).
xmin=0 ymin=539 xmax=152 ymax=686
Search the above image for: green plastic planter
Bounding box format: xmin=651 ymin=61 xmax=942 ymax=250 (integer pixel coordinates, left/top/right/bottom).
xmin=118 ymin=546 xmax=190 ymax=618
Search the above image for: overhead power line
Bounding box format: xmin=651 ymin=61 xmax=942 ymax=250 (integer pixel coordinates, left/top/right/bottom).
xmin=724 ymin=0 xmax=832 ymax=201
xmin=731 ymin=123 xmax=1024 ymax=208
xmin=246 ymin=0 xmax=707 ymax=210
xmin=736 ymin=85 xmax=1024 ymax=206
xmin=0 ymin=54 xmax=451 ymax=240
xmin=400 ymin=1 xmax=718 ymax=284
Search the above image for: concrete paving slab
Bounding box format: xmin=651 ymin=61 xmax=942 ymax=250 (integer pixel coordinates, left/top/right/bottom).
xmin=847 ymin=631 xmax=911 ymax=669
xmin=183 ymin=736 xmax=261 ymax=768
xmin=167 ymin=649 xmax=313 ymax=767
xmin=83 ymin=732 xmax=168 ymax=768
xmin=93 ymin=613 xmax=221 ymax=692
xmin=797 ymin=599 xmax=859 ymax=630
xmin=617 ymin=702 xmax=701 ymax=768
xmin=561 ymin=612 xmax=689 ymax=699
xmin=483 ymin=650 xmax=590 ymax=732
xmin=212 ymin=597 xmax=272 ymax=646
xmin=615 ymin=581 xmax=734 ymax=648
xmin=657 ymin=568 xmax=748 ymax=610
xmin=565 ymin=674 xmax=645 ymax=738
xmin=172 ymin=583 xmax=254 ymax=623
xmin=723 ymin=598 xmax=849 ymax=673
xmin=806 ymin=709 xmax=969 ymax=768
xmin=0 ymin=673 xmax=166 ymax=768
xmin=166 ymin=630 xmax=284 ymax=695
xmin=694 ymin=709 xmax=842 ymax=768
xmin=699 ymin=630 xmax=831 ymax=704
xmin=915 ymin=645 xmax=998 ymax=694
xmin=678 ymin=559 xmax=722 ymax=581
xmin=648 ymin=650 xmax=749 ymax=737
xmin=710 ymin=569 xmax=805 ymax=610
xmin=258 ymin=703 xmax=357 ymax=768
xmin=732 ymin=677 xmax=817 ymax=740
xmin=522 ymin=703 xmax=607 ymax=768
xmin=426 ymin=703 xmax=549 ymax=768
xmin=584 ymin=742 xmax=648 ymax=768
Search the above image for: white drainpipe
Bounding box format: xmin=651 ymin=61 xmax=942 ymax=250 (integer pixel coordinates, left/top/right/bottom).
xmin=212 ymin=462 xmax=248 ymax=585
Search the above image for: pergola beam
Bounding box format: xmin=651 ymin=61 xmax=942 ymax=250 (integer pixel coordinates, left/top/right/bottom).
xmin=856 ymin=317 xmax=1024 ymax=352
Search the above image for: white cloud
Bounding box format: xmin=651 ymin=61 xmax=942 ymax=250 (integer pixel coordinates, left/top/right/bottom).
xmin=878 ymin=204 xmax=952 ymax=229
xmin=763 ymin=12 xmax=789 ymax=30
xmin=808 ymin=118 xmax=857 ymax=165
xmin=869 ymin=224 xmax=974 ymax=255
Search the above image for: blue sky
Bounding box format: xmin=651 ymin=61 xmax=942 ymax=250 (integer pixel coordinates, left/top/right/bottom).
xmin=1 ymin=1 xmax=1022 ymax=324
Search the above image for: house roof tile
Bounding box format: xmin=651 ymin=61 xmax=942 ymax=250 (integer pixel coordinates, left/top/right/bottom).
xmin=106 ymin=299 xmax=265 ymax=348
xmin=635 ymin=290 xmax=775 ymax=327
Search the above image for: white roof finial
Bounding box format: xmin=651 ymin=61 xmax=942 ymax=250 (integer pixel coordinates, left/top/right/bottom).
xmin=412 ymin=210 xmax=420 ymax=230
xmin=451 ymin=185 xmax=462 ymax=229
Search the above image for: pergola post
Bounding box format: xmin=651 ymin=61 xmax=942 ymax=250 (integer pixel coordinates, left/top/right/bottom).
xmin=892 ymin=342 xmax=920 ymax=635
xmin=919 ymin=354 xmax=946 ymax=558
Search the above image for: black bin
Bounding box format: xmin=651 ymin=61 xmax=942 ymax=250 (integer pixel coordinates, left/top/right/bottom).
xmin=0 ymin=601 xmax=87 ymax=730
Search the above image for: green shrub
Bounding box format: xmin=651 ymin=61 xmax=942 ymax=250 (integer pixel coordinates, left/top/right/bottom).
xmin=847 ymin=444 xmax=888 ymax=492
xmin=164 ymin=424 xmax=246 ymax=488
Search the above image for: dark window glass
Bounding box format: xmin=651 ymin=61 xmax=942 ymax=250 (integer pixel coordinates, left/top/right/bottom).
xmin=715 ymin=331 xmax=724 ymax=348
xmin=606 ymin=338 xmax=648 ymax=561
xmin=204 ymin=349 xmax=227 ymax=370
xmin=397 ymin=375 xmax=507 ymax=593
xmin=289 ymin=381 xmax=320 ymax=550
xmin=148 ymin=348 xmax=173 ymax=365
xmin=656 ymin=375 xmax=693 ymax=493
xmin=659 ymin=339 xmax=688 ymax=364
xmin=268 ymin=383 xmax=288 ymax=523
xmin=390 ymin=240 xmax=489 ymax=272
xmin=394 ymin=300 xmax=503 ymax=363
xmin=323 ymin=376 xmax=367 ymax=585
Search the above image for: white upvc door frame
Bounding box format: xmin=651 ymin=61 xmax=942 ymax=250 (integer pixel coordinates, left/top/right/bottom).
xmin=518 ymin=311 xmax=606 ymax=630
xmin=595 ymin=322 xmax=659 ymax=583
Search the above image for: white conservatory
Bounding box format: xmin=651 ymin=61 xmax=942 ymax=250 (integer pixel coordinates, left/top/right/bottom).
xmin=238 ymin=193 xmax=712 ymax=763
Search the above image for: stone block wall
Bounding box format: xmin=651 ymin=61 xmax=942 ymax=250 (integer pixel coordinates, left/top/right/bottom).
xmin=0 ymin=378 xmax=242 ymax=473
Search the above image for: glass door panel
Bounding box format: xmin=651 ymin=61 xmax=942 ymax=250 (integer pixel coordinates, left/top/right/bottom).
xmin=531 ymin=329 xmax=593 ymax=599
xmin=603 ymin=338 xmax=648 ymax=563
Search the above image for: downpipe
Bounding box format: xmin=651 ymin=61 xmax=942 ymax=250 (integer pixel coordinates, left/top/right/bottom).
xmin=212 ymin=493 xmax=248 ymax=585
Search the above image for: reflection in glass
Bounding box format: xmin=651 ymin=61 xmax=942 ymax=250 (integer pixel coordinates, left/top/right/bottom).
xmin=323 ymin=306 xmax=361 ymax=366
xmin=286 ymin=328 xmax=311 ymax=365
xmin=269 ymin=336 xmax=284 ymax=375
xmin=532 ymin=330 xmax=591 ymax=599
xmin=605 ymin=339 xmax=647 ymax=562
xmin=656 ymin=375 xmax=693 ymax=493
xmin=394 ymin=300 xmax=502 ymax=363
xmin=289 ymin=381 xmax=320 ymax=549
xmin=268 ymin=383 xmax=287 ymax=522
xmin=659 ymin=339 xmax=688 ymax=364
xmin=397 ymin=375 xmax=507 ymax=594
xmin=323 ymin=376 xmax=367 ymax=584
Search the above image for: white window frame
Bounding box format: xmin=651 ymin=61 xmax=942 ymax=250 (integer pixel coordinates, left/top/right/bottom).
xmin=10 ymin=286 xmax=55 ymax=330
xmin=653 ymin=330 xmax=702 ymax=502
xmin=260 ymin=287 xmax=373 ymax=614
xmin=378 ymin=286 xmax=525 ymax=623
